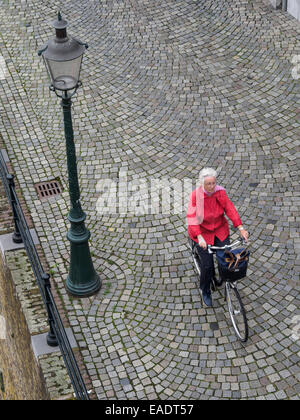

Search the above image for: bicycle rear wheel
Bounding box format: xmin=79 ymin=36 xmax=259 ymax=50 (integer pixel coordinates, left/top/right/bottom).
xmin=225 ymin=282 xmax=248 ymax=342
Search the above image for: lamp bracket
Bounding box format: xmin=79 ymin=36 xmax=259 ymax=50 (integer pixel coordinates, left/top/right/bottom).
xmin=73 ymin=38 xmax=89 ymax=49
xmin=49 ymin=81 xmax=82 ymax=99
xmin=38 ymin=45 xmax=48 ymax=56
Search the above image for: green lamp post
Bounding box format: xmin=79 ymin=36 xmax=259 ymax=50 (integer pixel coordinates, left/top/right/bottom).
xmin=38 ymin=13 xmax=101 ymax=297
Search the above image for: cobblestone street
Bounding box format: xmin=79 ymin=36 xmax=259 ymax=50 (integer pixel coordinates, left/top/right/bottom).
xmin=0 ymin=0 xmax=299 ymax=399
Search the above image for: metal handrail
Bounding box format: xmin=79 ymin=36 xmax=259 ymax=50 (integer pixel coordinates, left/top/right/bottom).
xmin=0 ymin=150 xmax=90 ymax=400
xmin=45 ymin=282 xmax=90 ymax=400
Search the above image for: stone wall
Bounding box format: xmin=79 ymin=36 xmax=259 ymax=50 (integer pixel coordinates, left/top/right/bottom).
xmin=0 ymin=251 xmax=49 ymax=400
xmin=0 ymin=247 xmax=76 ymax=400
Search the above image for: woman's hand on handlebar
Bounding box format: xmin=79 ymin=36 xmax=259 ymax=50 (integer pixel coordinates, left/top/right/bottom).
xmin=197 ymin=235 xmax=207 ymax=249
xmin=240 ymin=229 xmax=249 ymax=243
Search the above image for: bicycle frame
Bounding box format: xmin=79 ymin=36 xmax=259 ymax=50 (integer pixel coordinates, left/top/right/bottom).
xmin=191 ymin=237 xmax=250 ymax=342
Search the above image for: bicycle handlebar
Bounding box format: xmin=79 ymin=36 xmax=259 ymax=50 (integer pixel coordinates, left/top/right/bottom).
xmin=207 ymin=238 xmax=249 ymax=254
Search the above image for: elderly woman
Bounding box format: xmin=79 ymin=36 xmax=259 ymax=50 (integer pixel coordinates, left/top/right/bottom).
xmin=187 ymin=168 xmax=249 ymax=307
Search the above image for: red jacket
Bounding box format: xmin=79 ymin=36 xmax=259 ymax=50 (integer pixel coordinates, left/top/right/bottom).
xmin=187 ymin=188 xmax=242 ymax=245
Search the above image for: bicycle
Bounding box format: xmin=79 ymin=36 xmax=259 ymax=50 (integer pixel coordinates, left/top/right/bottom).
xmin=189 ymin=237 xmax=250 ymax=343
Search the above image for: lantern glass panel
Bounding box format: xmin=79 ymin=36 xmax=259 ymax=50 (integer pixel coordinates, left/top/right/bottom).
xmin=45 ymin=55 xmax=83 ymax=91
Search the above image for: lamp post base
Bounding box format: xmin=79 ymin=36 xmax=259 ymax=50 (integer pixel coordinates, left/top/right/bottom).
xmin=66 ymin=273 xmax=101 ymax=297
xmin=65 ymin=213 xmax=102 ymax=297
xmin=65 ymin=243 xmax=102 ymax=297
xmin=66 ymin=238 xmax=101 ymax=297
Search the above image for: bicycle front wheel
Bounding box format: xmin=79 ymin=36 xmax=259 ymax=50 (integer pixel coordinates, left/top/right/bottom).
xmin=225 ymin=282 xmax=248 ymax=343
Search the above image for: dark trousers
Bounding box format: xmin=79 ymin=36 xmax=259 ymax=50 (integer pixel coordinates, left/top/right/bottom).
xmin=192 ymin=236 xmax=230 ymax=293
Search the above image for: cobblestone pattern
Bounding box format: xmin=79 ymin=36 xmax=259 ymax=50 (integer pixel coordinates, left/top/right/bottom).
xmin=0 ymin=0 xmax=299 ymax=399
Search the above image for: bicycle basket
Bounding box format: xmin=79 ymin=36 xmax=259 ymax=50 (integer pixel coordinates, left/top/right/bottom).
xmin=216 ymin=248 xmax=250 ymax=282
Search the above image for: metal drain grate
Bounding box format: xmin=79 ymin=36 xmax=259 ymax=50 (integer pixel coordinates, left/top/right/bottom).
xmin=35 ymin=180 xmax=62 ymax=200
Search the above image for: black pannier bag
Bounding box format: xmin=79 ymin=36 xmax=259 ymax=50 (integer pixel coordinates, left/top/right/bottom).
xmin=216 ymin=247 xmax=250 ymax=281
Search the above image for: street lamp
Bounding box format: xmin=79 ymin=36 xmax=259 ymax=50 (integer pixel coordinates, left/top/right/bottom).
xmin=38 ymin=12 xmax=101 ymax=297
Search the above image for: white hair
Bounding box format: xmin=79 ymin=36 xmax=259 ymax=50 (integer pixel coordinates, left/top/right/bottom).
xmin=199 ymin=168 xmax=217 ymax=186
